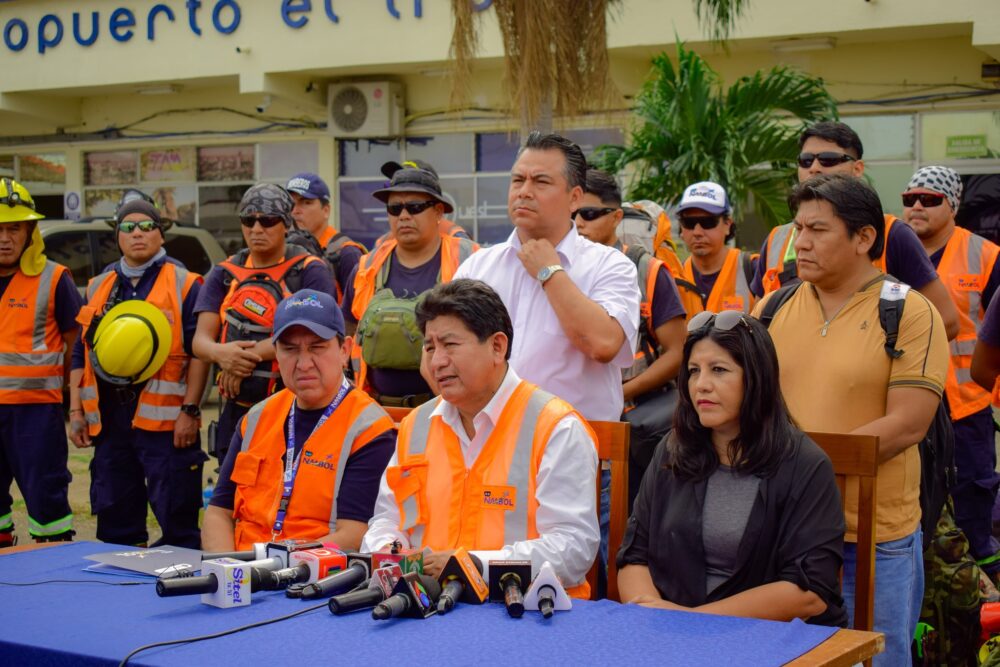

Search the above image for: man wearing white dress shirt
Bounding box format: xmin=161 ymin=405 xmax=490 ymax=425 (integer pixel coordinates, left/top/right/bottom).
xmin=362 ymin=279 xmax=599 ymax=595
xmin=453 ymin=131 xmax=640 ymax=422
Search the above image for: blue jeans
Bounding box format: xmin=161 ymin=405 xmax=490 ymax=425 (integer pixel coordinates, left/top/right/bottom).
xmin=597 ymin=468 xmax=610 ymax=598
xmin=842 ymin=527 xmax=923 ymax=666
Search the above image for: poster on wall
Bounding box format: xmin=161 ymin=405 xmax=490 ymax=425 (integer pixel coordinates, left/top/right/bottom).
xmin=198 ymin=146 xmax=255 ymax=182
xmin=141 ymin=147 xmax=196 ymax=182
xmin=150 ymin=185 xmax=197 ymax=225
xmin=19 ymin=153 xmax=66 ymax=190
xmin=85 ymin=188 xmax=125 ymax=218
xmin=86 ymin=151 xmax=138 ymax=186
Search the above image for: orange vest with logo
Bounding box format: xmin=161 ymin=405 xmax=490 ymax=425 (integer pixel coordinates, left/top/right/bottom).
xmin=679 ymin=248 xmax=755 ymax=318
xmin=77 ymin=262 xmax=200 ymax=436
xmin=230 ymin=386 xmax=393 ymax=549
xmin=386 ymin=380 xmax=595 ymax=597
xmin=937 ymin=226 xmax=1000 ymax=421
xmin=0 ymin=261 xmax=70 ymax=404
xmin=762 ymin=215 xmax=898 ymax=295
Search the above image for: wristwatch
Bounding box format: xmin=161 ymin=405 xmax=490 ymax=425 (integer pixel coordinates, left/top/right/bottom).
xmin=180 ymin=404 xmax=201 ymax=419
xmin=536 ymin=264 xmax=565 ymax=285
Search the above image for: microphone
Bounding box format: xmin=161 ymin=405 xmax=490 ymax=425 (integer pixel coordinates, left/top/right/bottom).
xmin=300 ymin=553 xmax=371 ymax=600
xmin=489 ymin=560 xmax=532 ymax=619
xmin=259 ymin=547 xmax=347 ymax=591
xmin=264 ymin=539 xmax=328 ymax=568
xmin=436 ymin=548 xmax=488 ymax=614
xmin=371 ymin=572 xmax=441 ymax=620
xmin=156 ymin=558 xmax=264 ymax=608
xmin=201 ymin=543 xmax=267 ymax=562
xmin=373 ymin=540 xmax=424 ymax=575
xmin=524 ymin=561 xmax=573 ymax=618
xmin=328 ymin=563 xmax=402 ymax=615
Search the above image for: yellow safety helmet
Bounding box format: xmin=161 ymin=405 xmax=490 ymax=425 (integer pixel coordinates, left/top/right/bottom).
xmin=0 ymin=178 xmax=45 ymax=224
xmin=89 ymin=301 xmax=172 ymax=385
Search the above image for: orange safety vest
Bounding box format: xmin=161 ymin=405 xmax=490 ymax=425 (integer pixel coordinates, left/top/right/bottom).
xmin=77 ymin=263 xmax=200 ymax=436
xmin=762 ymin=214 xmax=898 ymax=295
xmin=937 ymin=226 xmax=1000 ymax=421
xmin=619 ymin=243 xmax=662 ymax=382
xmin=349 ymin=234 xmax=478 ymax=393
xmin=375 ymin=219 xmax=470 ymax=247
xmin=386 ymin=380 xmax=595 ymax=598
xmin=679 ymin=248 xmax=755 ymax=318
xmin=0 ymin=261 xmax=70 ymax=404
xmin=230 ymin=386 xmax=393 ymax=549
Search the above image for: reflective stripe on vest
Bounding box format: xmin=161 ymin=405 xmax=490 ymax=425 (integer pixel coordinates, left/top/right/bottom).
xmin=327 ymin=402 xmax=387 ymax=531
xmin=0 ymin=261 xmax=66 ymax=402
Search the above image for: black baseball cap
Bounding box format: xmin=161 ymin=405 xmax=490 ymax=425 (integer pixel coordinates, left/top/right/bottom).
xmin=372 ymin=163 xmax=454 ymax=213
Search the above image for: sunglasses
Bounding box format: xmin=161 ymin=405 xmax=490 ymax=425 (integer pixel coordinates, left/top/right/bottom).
xmin=797 ymin=152 xmax=857 ymax=169
xmin=118 ymin=219 xmax=159 ymax=234
xmin=901 ymin=192 xmax=946 ymax=208
xmin=679 ymin=215 xmax=722 ymax=231
xmin=240 ymin=215 xmax=285 ymax=228
xmin=386 ymin=200 xmax=438 ymax=217
xmin=687 ymin=310 xmax=752 ymax=334
xmin=574 ymin=207 xmax=618 ymax=222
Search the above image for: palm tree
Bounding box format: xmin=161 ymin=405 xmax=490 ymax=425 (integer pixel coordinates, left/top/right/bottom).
xmin=595 ymin=43 xmax=837 ymax=230
xmin=448 ymin=0 xmax=751 ymax=132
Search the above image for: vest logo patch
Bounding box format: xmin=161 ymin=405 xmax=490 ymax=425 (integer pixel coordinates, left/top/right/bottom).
xmin=481 ymin=485 xmax=517 ymax=511
xmin=955 ymin=274 xmax=983 ymax=291
xmin=242 ymin=298 xmax=267 ymax=317
xmin=6 ymin=297 xmax=27 ymax=309
xmin=721 ymin=297 xmax=744 ymax=311
xmin=302 ymin=451 xmax=336 ymax=471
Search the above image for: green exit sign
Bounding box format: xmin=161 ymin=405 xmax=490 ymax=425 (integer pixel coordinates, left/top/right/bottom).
xmin=946 ymin=135 xmax=988 ymax=158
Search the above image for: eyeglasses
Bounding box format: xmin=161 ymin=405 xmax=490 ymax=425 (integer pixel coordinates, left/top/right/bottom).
xmin=574 ymin=207 xmax=618 ymax=222
xmin=118 ymin=219 xmax=159 ymax=234
xmin=386 ymin=201 xmax=438 ymax=217
xmin=797 ymin=152 xmax=857 ymax=169
xmin=679 ymin=215 xmax=722 ymax=231
xmin=687 ymin=310 xmax=752 ymax=333
xmin=240 ymin=215 xmax=285 ymax=228
xmin=901 ymin=192 xmax=946 ymax=208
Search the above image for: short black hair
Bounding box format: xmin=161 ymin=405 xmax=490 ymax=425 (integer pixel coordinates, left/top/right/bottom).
xmin=518 ymin=131 xmax=587 ymax=190
xmin=788 ymin=174 xmax=885 ymax=260
xmin=582 ymin=169 xmax=622 ymax=207
xmin=415 ymin=279 xmax=514 ymax=360
xmin=799 ymin=121 xmax=864 ymax=160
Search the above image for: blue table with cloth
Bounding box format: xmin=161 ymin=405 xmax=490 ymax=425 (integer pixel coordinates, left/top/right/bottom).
xmin=0 ymin=542 xmax=849 ymax=666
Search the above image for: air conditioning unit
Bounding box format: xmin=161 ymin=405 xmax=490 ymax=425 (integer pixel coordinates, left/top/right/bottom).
xmin=327 ymin=81 xmax=404 ymax=138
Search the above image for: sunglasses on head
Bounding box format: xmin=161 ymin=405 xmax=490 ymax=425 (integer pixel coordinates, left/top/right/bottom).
xmin=901 ymin=192 xmax=946 ymax=208
xmin=679 ymin=215 xmax=722 ymax=231
xmin=386 ymin=200 xmax=438 ymax=217
xmin=687 ymin=310 xmax=752 ymax=334
xmin=118 ymin=219 xmax=159 ymax=234
xmin=574 ymin=206 xmax=618 ymax=222
xmin=797 ymin=152 xmax=857 ymax=169
xmin=240 ymin=215 xmax=285 ymax=228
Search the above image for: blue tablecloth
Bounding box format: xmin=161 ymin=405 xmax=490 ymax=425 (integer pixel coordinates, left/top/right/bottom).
xmin=0 ymin=543 xmax=839 ymax=666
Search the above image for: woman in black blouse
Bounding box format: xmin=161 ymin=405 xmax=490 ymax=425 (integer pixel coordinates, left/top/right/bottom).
xmin=617 ymin=310 xmax=847 ymax=626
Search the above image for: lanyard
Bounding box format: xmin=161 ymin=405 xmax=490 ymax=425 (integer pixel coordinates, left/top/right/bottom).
xmin=272 ymin=381 xmax=350 ymax=536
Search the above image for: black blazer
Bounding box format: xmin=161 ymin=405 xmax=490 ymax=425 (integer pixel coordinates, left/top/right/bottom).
xmin=617 ymin=431 xmax=848 ymax=627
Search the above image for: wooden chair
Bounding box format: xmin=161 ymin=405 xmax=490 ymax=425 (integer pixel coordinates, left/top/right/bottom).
xmin=585 ymin=420 xmax=630 ymax=602
xmin=806 ymin=431 xmax=879 ymax=639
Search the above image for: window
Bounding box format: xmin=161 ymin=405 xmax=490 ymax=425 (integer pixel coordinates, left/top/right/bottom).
xmin=165 ymin=235 xmax=213 ymax=275
xmin=44 ymin=231 xmax=93 ymax=288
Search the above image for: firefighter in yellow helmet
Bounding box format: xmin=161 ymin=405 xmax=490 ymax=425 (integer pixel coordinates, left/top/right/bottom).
xmin=0 ymin=178 xmax=82 ymax=547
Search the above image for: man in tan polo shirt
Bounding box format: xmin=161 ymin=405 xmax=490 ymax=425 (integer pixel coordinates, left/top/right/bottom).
xmin=753 ymin=174 xmax=948 ymax=666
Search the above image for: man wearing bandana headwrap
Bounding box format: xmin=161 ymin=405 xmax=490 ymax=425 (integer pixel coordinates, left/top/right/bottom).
xmin=0 ymin=178 xmax=82 ymax=547
xmin=902 ymin=165 xmax=1000 ymax=583
xmin=193 ymin=184 xmax=335 ymax=463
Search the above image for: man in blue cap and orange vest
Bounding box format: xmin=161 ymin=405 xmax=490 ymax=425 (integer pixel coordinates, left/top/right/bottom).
xmin=0 ymin=178 xmax=82 ymax=547
xmin=69 ymin=197 xmax=208 ymax=548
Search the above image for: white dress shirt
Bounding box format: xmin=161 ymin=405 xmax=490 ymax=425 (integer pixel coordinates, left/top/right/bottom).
xmin=453 ymin=225 xmax=640 ymax=421
xmin=362 ymin=367 xmax=600 ymax=586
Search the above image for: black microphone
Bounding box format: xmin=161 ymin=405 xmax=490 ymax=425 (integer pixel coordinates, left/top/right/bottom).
xmin=200 ymin=549 xmax=258 ymax=562
xmin=536 ymin=585 xmax=557 ymax=618
xmin=301 ymin=553 xmax=371 ymax=600
xmin=371 ymin=573 xmax=441 ymax=620
xmin=328 ymin=563 xmax=402 ymax=615
xmin=437 ymin=549 xmax=487 ymax=614
xmin=488 ymin=560 xmax=532 ymax=619
xmin=156 ymin=565 xmax=265 ymax=597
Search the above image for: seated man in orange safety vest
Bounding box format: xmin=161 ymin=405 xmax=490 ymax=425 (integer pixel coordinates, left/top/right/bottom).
xmin=362 ymin=279 xmax=599 ymax=596
xmin=202 ymin=289 xmax=396 ymax=552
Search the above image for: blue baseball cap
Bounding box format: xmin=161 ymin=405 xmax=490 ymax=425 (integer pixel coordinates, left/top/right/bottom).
xmin=286 ymin=173 xmax=330 ymax=201
xmin=272 ymin=289 xmax=345 ymax=341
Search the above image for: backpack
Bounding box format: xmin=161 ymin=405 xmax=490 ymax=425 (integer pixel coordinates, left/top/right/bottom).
xmin=760 ymin=277 xmax=956 ymax=549
xmin=323 ymin=232 xmax=366 ymax=276
xmin=286 ymin=228 xmax=336 ymax=276
xmin=217 ymin=248 xmax=310 ymax=403
xmin=354 ymin=259 xmax=427 ymax=373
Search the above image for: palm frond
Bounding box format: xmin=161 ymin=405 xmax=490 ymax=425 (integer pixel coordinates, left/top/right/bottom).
xmin=692 ymin=0 xmax=752 ymax=42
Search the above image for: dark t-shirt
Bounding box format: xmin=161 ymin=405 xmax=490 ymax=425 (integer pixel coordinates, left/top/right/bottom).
xmin=692 ymin=268 xmax=719 ymax=302
xmin=334 ymin=244 xmax=363 ymax=301
xmin=750 ymin=220 xmax=939 ymax=298
xmin=342 ymin=249 xmax=442 ymax=398
xmin=929 ymin=245 xmax=1000 ymax=315
xmin=210 ymin=399 xmax=396 ymax=523
xmin=649 ymin=263 xmax=686 ymax=328
xmin=0 ymin=268 xmax=82 ymax=334
xmin=194 ymin=254 xmax=335 ymax=315
xmin=981 ymin=296 xmax=1000 ymax=347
